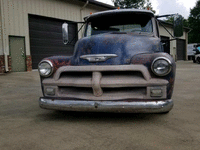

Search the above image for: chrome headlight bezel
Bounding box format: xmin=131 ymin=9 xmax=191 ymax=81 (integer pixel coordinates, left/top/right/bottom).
xmin=151 ymin=57 xmax=172 ymax=76
xmin=38 ymin=60 xmax=53 ymax=77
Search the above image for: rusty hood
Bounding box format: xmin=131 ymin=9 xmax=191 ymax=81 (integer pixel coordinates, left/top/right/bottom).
xmin=72 ymin=32 xmax=163 ymax=65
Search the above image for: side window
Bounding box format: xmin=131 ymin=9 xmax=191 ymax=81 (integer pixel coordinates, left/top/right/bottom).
xmin=143 ymin=20 xmax=153 ymax=32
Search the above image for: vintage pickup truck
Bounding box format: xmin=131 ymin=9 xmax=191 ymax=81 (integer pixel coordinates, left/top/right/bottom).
xmin=38 ymin=9 xmax=183 ymax=113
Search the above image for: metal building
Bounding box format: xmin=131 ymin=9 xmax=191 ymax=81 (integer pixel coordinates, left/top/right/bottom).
xmin=0 ymin=0 xmax=190 ymax=73
xmin=0 ymin=0 xmax=115 ymax=73
xmin=159 ymin=21 xmax=191 ymax=61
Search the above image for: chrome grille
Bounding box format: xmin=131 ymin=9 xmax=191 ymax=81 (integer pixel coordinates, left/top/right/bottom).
xmin=42 ymin=65 xmax=168 ymax=100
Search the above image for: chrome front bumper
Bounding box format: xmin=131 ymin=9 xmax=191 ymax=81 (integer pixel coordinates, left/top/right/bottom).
xmin=39 ymin=98 xmax=173 ymax=113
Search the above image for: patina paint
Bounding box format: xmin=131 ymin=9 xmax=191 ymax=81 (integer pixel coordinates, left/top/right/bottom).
xmin=40 ymin=33 xmax=175 ymax=99
xmin=38 ymin=9 xmax=178 ymax=113
xmin=72 ymin=32 xmax=163 ymax=65
xmin=43 ymin=56 xmax=72 ymax=73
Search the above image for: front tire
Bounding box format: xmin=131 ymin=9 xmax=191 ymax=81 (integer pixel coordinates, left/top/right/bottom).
xmin=196 ymin=57 xmax=200 ymax=64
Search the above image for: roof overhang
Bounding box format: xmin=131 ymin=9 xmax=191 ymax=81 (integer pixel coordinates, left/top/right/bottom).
xmin=84 ymin=8 xmax=154 ymax=21
xmin=78 ymin=0 xmax=116 ymax=9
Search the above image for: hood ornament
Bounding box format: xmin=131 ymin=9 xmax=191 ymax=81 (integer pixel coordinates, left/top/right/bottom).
xmin=80 ymin=54 xmax=118 ymax=62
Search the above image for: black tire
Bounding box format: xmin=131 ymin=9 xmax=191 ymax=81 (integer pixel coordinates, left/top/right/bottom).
xmin=196 ymin=57 xmax=200 ymax=64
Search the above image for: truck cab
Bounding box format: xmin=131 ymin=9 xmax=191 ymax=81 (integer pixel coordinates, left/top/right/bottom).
xmin=38 ymin=9 xmax=182 ymax=113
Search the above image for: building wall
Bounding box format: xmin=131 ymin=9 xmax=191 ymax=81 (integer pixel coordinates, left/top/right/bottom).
xmin=0 ymin=0 xmax=5 ymax=73
xmin=0 ymin=0 xmax=108 ymax=72
xmin=0 ymin=0 xmax=189 ymax=72
xmin=159 ymin=25 xmax=188 ymax=60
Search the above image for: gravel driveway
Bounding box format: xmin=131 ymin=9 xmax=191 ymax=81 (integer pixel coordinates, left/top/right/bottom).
xmin=0 ymin=61 xmax=200 ymax=150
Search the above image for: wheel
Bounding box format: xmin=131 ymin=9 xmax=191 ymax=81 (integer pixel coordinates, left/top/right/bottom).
xmin=196 ymin=57 xmax=200 ymax=64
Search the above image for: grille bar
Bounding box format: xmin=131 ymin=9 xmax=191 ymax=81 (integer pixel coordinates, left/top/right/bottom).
xmin=58 ymin=86 xmax=146 ymax=100
xmin=54 ymin=65 xmax=151 ymax=81
xmin=43 ymin=78 xmax=168 ymax=87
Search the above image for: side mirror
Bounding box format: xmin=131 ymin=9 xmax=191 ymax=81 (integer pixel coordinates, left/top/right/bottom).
xmin=174 ymin=14 xmax=183 ymax=37
xmin=62 ymin=23 xmax=69 ymax=44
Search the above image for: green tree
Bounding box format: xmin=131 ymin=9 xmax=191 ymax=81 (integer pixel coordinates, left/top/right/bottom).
xmin=145 ymin=0 xmax=156 ymax=14
xmin=165 ymin=16 xmax=189 ymax=28
xmin=112 ymin=0 xmax=145 ymax=9
xmin=112 ymin=0 xmax=156 ymax=13
xmin=188 ymin=0 xmax=200 ymax=43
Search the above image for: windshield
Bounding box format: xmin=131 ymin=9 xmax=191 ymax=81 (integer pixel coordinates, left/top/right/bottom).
xmin=85 ymin=13 xmax=153 ymax=37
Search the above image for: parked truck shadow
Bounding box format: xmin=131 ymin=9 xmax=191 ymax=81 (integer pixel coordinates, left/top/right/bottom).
xmin=36 ymin=110 xmax=169 ymax=123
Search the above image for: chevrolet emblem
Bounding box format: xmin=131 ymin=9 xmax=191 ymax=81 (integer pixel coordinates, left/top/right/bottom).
xmin=80 ymin=54 xmax=118 ymax=62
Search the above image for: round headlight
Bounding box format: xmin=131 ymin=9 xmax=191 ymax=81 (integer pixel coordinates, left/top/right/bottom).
xmin=151 ymin=57 xmax=172 ymax=76
xmin=38 ymin=60 xmax=53 ymax=77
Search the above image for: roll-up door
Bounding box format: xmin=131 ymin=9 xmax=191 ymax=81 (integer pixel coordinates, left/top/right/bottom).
xmin=29 ymin=15 xmax=77 ymax=69
xmin=177 ymin=39 xmax=186 ymax=60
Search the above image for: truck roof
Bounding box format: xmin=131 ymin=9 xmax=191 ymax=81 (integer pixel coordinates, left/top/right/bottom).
xmin=84 ymin=9 xmax=154 ymax=21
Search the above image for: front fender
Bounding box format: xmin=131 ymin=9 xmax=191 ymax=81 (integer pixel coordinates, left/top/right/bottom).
xmin=39 ymin=56 xmax=73 ymax=96
xmin=131 ymin=52 xmax=176 ymax=99
xmin=42 ymin=56 xmax=73 ymax=75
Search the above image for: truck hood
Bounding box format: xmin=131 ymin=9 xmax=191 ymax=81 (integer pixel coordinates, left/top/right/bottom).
xmin=72 ymin=33 xmax=162 ymax=65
